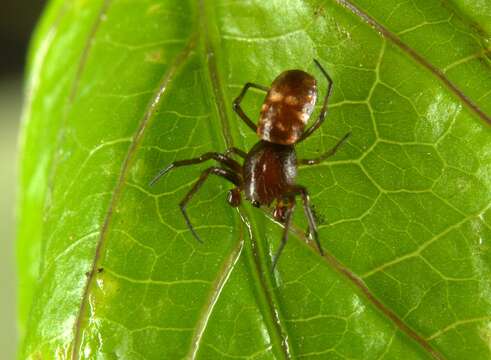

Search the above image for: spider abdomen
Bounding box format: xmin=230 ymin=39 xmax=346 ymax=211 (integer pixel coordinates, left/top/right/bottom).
xmin=243 ymin=140 xmax=297 ymax=206
xmin=257 ymin=70 xmax=318 ymax=145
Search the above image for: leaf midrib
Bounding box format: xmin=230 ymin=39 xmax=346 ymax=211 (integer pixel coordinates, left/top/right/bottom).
xmin=198 ymin=0 xmax=295 ymax=358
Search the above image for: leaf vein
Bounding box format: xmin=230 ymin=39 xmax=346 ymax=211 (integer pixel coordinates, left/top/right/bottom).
xmin=70 ymin=35 xmax=197 ymax=359
xmin=334 ymin=0 xmax=491 ymax=126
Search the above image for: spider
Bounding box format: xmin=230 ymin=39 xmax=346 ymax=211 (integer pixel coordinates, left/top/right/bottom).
xmin=150 ymin=60 xmax=351 ymax=270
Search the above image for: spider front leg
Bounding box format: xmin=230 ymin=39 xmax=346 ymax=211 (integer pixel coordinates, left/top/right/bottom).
xmin=273 ymin=185 xmax=323 ymax=261
xmin=291 ymin=186 xmax=324 ymax=256
xmin=271 ymin=197 xmax=296 ymax=272
xmin=268 ymin=186 xmax=328 ymax=271
xmin=149 ymin=150 xmax=242 ymax=186
xmin=270 ymin=186 xmax=323 ymax=272
xmin=232 ymin=82 xmax=269 ymax=132
xmin=179 ymin=167 xmax=241 ymax=243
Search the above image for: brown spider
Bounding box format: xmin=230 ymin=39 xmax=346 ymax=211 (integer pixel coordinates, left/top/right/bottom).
xmin=150 ymin=60 xmax=350 ymax=270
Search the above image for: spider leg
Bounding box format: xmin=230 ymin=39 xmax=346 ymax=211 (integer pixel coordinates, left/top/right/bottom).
xmin=149 ymin=151 xmax=241 ymax=186
xmin=179 ymin=167 xmax=241 ymax=243
xmin=290 ymin=185 xmax=324 ymax=256
xmin=224 ymin=147 xmax=247 ymax=159
xmin=298 ymin=187 xmax=323 ymax=256
xmin=232 ymin=82 xmax=269 ymax=132
xmin=271 ymin=197 xmax=296 ymax=272
xmin=299 ymin=132 xmax=351 ymax=165
xmin=271 ymin=186 xmax=326 ymax=270
xmin=298 ymin=59 xmax=333 ymax=142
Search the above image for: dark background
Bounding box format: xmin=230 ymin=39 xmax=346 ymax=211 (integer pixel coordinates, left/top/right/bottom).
xmin=1 ymin=1 xmax=46 ymax=358
xmin=0 ymin=1 xmax=46 ymax=78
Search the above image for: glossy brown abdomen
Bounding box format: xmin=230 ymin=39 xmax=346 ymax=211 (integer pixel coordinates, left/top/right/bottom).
xmin=243 ymin=141 xmax=297 ymax=206
xmin=257 ymin=70 xmax=317 ymax=145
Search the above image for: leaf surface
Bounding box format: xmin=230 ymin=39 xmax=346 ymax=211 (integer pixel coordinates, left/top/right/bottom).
xmin=18 ymin=0 xmax=491 ymax=359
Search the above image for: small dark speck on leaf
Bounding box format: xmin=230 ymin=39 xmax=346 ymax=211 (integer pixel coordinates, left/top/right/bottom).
xmin=85 ymin=268 xmax=104 ymax=277
xmin=313 ymin=5 xmax=326 ymax=17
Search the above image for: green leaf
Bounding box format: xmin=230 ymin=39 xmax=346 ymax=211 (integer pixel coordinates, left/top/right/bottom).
xmin=18 ymin=0 xmax=491 ymax=359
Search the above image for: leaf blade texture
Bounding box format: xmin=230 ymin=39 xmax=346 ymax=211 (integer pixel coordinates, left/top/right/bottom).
xmin=18 ymin=0 xmax=491 ymax=359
